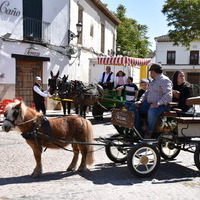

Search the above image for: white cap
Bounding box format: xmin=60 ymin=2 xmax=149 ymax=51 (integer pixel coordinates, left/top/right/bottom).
xmin=35 ymin=76 xmax=41 ymax=81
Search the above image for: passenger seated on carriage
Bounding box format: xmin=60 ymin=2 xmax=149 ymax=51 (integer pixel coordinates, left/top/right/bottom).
xmin=114 ymin=76 xmax=138 ymax=111
xmin=172 ymin=71 xmax=193 ymax=113
xmin=98 ymin=66 xmax=115 ymax=90
xmin=137 ymin=79 xmax=150 ymax=101
xmin=135 ymin=63 xmax=173 ymax=139
xmin=114 ymin=70 xmax=127 ymax=99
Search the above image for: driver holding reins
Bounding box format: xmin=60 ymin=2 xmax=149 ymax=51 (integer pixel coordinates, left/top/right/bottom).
xmin=98 ymin=66 xmax=115 ymax=90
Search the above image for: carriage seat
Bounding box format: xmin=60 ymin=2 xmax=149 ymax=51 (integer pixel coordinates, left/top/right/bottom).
xmin=161 ymin=102 xmax=179 ymax=117
xmin=161 ymin=111 xmax=177 ymax=117
xmin=176 ymin=117 xmax=200 ymax=124
xmin=186 ymin=96 xmax=200 ymax=106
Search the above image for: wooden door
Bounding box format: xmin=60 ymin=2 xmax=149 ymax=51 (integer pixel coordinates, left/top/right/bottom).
xmin=16 ymin=60 xmax=42 ymax=106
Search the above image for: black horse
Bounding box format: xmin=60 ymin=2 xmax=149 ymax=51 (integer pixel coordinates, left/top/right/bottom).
xmin=49 ymin=71 xmax=104 ymax=117
xmin=48 ymin=71 xmax=73 ymax=115
xmin=69 ymin=80 xmax=104 ymax=118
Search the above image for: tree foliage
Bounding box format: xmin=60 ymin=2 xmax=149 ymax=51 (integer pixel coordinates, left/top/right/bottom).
xmin=162 ymin=0 xmax=200 ymax=47
xmin=114 ymin=5 xmax=150 ymax=58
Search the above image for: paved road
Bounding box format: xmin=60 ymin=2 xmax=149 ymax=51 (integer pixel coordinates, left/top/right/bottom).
xmin=0 ymin=111 xmax=200 ymax=200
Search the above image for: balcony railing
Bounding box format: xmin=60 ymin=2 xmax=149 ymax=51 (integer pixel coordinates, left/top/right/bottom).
xmin=23 ymin=17 xmax=51 ymax=44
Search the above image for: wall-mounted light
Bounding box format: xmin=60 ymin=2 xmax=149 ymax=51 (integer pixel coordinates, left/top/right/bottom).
xmin=116 ymin=45 xmax=121 ymax=56
xmin=68 ymin=21 xmax=82 ymax=44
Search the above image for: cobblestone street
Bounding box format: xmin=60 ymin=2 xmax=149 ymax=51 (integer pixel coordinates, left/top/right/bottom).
xmin=0 ymin=111 xmax=200 ymax=200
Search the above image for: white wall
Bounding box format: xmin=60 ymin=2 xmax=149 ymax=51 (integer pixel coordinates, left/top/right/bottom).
xmin=70 ymin=0 xmax=117 ymax=83
xmin=156 ymin=41 xmax=200 ymax=65
xmin=0 ymin=0 xmax=70 ymax=46
xmin=0 ymin=41 xmax=70 ymax=84
xmin=43 ymin=0 xmax=69 ymax=46
xmin=0 ymin=0 xmax=23 ymax=39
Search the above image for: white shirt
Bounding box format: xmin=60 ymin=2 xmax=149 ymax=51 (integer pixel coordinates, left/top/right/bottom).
xmin=99 ymin=72 xmax=115 ymax=83
xmin=33 ymin=85 xmax=48 ymax=98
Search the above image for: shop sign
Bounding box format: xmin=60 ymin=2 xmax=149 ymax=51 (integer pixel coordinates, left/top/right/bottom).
xmin=0 ymin=1 xmax=21 ymax=17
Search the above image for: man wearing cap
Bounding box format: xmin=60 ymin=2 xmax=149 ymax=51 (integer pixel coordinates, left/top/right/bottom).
xmin=33 ymin=76 xmax=48 ymax=115
xmin=98 ymin=66 xmax=114 ymax=90
xmin=137 ymin=63 xmax=172 ymax=138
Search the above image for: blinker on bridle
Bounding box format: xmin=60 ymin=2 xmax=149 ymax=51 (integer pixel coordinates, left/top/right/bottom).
xmin=4 ymin=106 xmax=20 ymax=126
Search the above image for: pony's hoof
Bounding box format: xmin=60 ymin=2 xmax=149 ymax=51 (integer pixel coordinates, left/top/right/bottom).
xmin=31 ymin=171 xmax=42 ymax=178
xmin=77 ymin=167 xmax=89 ymax=172
xmin=67 ymin=167 xmax=76 ymax=172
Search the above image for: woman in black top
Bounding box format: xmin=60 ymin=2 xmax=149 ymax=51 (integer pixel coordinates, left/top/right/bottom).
xmin=172 ymin=71 xmax=193 ymax=112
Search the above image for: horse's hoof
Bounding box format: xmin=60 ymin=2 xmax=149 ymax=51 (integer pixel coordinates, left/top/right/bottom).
xmin=31 ymin=171 xmax=42 ymax=178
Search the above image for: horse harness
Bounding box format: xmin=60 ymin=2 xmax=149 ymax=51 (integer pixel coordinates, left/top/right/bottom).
xmin=21 ymin=115 xmax=85 ymax=152
xmin=21 ymin=116 xmax=52 ymax=145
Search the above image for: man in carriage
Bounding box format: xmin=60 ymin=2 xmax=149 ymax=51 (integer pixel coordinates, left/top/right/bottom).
xmin=136 ymin=63 xmax=173 ymax=138
xmin=98 ymin=65 xmax=115 ymax=90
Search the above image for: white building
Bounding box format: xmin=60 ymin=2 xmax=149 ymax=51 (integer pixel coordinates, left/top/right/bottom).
xmin=0 ymin=0 xmax=119 ymax=107
xmin=69 ymin=0 xmax=119 ymax=82
xmin=155 ymin=35 xmax=200 ymax=86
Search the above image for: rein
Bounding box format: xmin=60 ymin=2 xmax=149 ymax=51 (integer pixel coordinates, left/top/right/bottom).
xmin=4 ymin=116 xmax=42 ymax=127
xmin=18 ymin=116 xmax=43 ymax=126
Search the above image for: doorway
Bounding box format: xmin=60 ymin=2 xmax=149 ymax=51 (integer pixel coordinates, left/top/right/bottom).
xmin=16 ymin=60 xmax=42 ymax=106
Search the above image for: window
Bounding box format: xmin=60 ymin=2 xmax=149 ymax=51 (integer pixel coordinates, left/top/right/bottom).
xmin=112 ymin=32 xmax=115 ymax=55
xmin=90 ymin=24 xmax=94 ymax=37
xmin=187 ymin=73 xmax=200 ymax=85
xmin=167 ymin=51 xmax=176 ymax=65
xmin=190 ymin=51 xmax=199 ymax=65
xmin=23 ymin=0 xmax=42 ymax=41
xmin=101 ymin=23 xmax=105 ymax=53
xmin=77 ymin=6 xmax=83 ymax=44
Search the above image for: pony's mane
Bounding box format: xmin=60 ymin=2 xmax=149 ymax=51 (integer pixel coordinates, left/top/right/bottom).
xmin=5 ymin=100 xmax=41 ymax=119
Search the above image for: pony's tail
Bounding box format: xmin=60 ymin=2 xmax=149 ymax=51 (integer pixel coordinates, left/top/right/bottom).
xmin=85 ymin=119 xmax=94 ymax=165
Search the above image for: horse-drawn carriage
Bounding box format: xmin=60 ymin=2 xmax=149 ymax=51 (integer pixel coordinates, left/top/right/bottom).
xmin=104 ymin=96 xmax=200 ymax=177
xmin=1 ymin=57 xmax=200 ymax=178
xmin=2 ymin=95 xmax=200 ymax=177
xmin=48 ymin=56 xmax=152 ymax=119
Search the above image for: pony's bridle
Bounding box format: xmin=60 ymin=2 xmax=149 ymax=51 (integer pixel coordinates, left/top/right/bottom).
xmin=4 ymin=106 xmax=20 ymax=127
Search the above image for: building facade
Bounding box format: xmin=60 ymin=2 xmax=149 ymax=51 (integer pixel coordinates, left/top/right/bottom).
xmin=155 ymin=35 xmax=200 ymax=86
xmin=0 ymin=0 xmax=119 ymax=107
xmin=69 ymin=0 xmax=119 ymax=82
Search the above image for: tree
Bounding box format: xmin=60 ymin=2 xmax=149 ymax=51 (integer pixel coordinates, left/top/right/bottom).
xmin=114 ymin=5 xmax=150 ymax=58
xmin=162 ymin=0 xmax=200 ymax=47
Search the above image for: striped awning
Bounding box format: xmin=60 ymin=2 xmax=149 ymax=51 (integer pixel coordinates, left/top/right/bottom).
xmin=97 ymin=57 xmax=152 ymax=66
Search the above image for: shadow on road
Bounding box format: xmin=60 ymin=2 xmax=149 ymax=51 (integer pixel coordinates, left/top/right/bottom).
xmin=0 ymin=161 xmax=199 ymax=186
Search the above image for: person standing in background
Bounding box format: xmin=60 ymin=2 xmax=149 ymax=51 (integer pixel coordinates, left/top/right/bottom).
xmin=33 ymin=76 xmax=48 ymax=115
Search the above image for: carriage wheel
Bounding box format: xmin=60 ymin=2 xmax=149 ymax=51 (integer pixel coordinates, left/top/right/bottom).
xmin=194 ymin=145 xmax=200 ymax=171
xmin=127 ymin=143 xmax=160 ymax=177
xmin=105 ymin=134 xmax=129 ymax=163
xmin=158 ymin=134 xmax=181 ymax=160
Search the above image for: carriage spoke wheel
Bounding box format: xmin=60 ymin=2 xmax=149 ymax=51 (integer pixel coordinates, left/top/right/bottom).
xmin=158 ymin=134 xmax=180 ymax=160
xmin=127 ymin=143 xmax=160 ymax=177
xmin=105 ymin=134 xmax=129 ymax=163
xmin=194 ymin=145 xmax=200 ymax=171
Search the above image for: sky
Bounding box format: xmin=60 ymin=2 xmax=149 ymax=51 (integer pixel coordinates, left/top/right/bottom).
xmin=102 ymin=0 xmax=170 ymax=50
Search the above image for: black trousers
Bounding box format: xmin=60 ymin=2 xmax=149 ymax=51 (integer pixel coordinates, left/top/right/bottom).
xmin=35 ymin=101 xmax=46 ymax=115
xmin=99 ymin=82 xmax=114 ymax=90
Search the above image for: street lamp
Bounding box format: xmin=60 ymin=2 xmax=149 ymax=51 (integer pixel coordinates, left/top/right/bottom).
xmin=68 ymin=21 xmax=82 ymax=43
